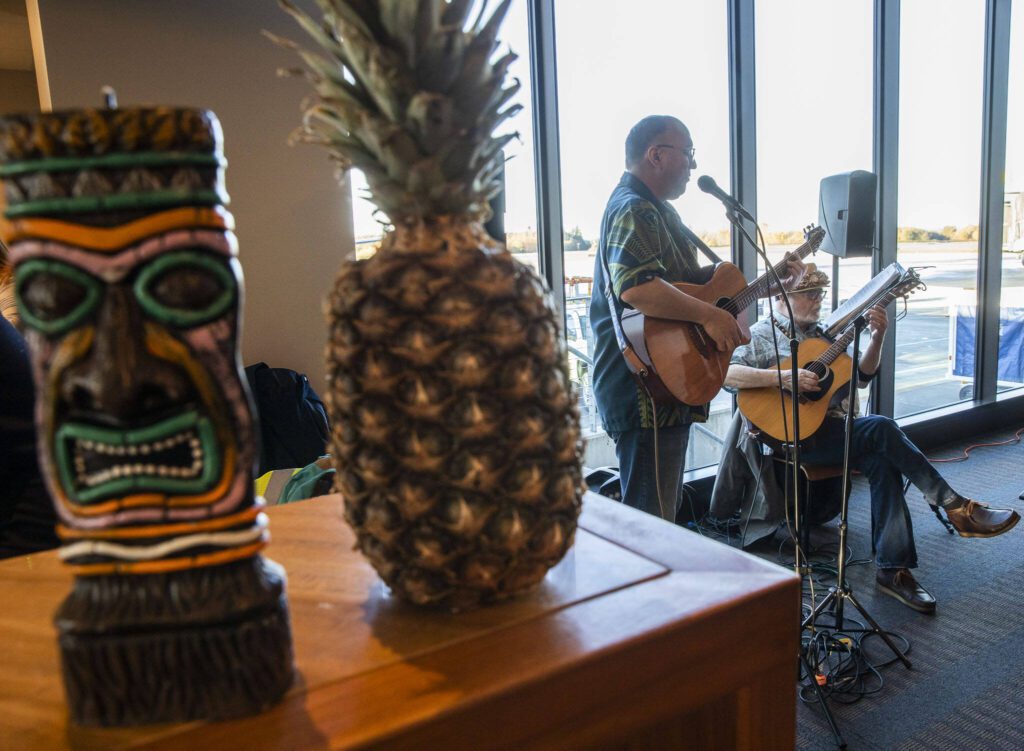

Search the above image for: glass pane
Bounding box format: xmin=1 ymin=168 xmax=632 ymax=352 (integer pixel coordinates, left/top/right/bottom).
xmin=350 ymin=170 xmax=384 ymax=259
xmin=348 ymin=1 xmax=538 ymax=269
xmin=998 ymin=4 xmax=1024 ymax=396
xmin=895 ymin=0 xmax=984 ymax=418
xmin=755 ymin=0 xmax=873 ymax=402
xmin=554 ymin=0 xmax=730 ymax=470
xmin=500 ymin=0 xmax=541 ymax=272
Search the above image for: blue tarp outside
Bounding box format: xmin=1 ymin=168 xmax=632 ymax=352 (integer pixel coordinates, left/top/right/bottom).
xmin=952 ymin=306 xmax=1024 ymax=384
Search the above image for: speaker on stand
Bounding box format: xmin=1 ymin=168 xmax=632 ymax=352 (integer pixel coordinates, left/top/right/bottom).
xmin=817 ymin=170 xmax=878 ymax=312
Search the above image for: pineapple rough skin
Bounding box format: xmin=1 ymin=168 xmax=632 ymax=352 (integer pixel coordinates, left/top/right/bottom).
xmin=327 ymin=222 xmax=584 ymax=612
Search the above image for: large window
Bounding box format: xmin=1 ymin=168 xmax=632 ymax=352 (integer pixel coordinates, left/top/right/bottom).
xmin=553 ymin=0 xmax=731 ymax=470
xmin=894 ymin=0 xmax=985 ymax=418
xmin=341 ymin=0 xmax=1024 ymax=473
xmin=755 ymin=1 xmax=873 ymax=400
xmin=349 ymin=0 xmax=538 ymax=271
xmin=997 ymin=4 xmax=1024 ymax=397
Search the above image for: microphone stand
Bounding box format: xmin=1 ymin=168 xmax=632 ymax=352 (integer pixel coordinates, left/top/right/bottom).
xmin=800 ymin=314 xmax=913 ymax=651
xmin=724 ymin=208 xmax=845 ymax=749
xmin=725 ymin=211 xmax=809 ymax=566
xmin=794 ymin=314 xmax=911 ymax=751
xmin=721 ymin=200 xmax=913 ymax=748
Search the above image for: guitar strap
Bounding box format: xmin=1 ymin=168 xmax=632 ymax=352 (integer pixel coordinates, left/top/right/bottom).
xmin=670 ymin=212 xmax=725 ymax=266
xmin=770 ymin=316 xmax=823 ymax=343
xmin=600 ymin=238 xmax=648 ymax=379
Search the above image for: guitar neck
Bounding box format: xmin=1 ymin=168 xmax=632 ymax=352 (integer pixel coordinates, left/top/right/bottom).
xmin=817 ymin=329 xmax=856 ymax=368
xmin=731 ymin=237 xmax=820 ymax=313
xmin=812 ymin=283 xmax=910 ymax=368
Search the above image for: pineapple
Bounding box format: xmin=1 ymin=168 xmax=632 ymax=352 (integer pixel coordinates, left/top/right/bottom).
xmin=275 ymin=0 xmax=583 ymax=611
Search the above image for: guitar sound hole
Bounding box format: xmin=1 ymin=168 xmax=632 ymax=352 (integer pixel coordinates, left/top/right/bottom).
xmin=799 ymin=366 xmax=834 ymax=402
xmin=686 ymin=323 xmax=713 ymax=357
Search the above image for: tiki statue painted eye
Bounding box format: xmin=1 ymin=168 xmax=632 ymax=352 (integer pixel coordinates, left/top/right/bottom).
xmin=134 ymin=249 xmax=235 ymax=327
xmin=16 ymin=260 xmax=102 ymax=336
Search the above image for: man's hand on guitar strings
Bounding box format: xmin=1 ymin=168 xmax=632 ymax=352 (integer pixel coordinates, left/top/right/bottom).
xmin=781 ymin=368 xmax=821 ymax=394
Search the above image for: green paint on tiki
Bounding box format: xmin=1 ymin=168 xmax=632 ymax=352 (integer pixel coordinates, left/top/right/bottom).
xmin=3 ymin=189 xmax=226 ymax=218
xmin=55 ymin=410 xmax=222 ymax=505
xmin=15 ymin=259 xmax=103 ymax=337
xmin=133 ymin=250 xmax=236 ymax=328
xmin=0 ymin=151 xmax=224 ymax=177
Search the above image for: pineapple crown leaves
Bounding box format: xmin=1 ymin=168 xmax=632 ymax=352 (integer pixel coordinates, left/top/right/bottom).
xmin=272 ymin=0 xmax=521 ymax=224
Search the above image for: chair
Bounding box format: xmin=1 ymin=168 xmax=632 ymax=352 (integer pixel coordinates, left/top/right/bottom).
xmin=769 ymin=453 xmax=845 ymax=528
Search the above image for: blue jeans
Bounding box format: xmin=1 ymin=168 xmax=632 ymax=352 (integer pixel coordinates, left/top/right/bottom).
xmin=609 ymin=424 xmax=691 ymax=522
xmin=800 ymin=415 xmax=958 ymax=569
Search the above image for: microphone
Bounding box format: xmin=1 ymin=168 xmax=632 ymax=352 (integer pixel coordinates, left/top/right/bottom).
xmin=697 ymin=175 xmax=755 ymax=221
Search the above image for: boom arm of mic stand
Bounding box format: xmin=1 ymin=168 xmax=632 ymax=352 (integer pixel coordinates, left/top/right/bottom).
xmin=726 ymin=212 xmax=808 ymax=571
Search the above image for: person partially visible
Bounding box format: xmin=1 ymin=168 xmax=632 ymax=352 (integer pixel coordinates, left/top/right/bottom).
xmin=0 ymin=315 xmax=58 ymax=558
xmin=244 ymin=362 xmax=329 ymax=477
xmin=722 ymin=266 xmax=1020 ymax=613
xmin=589 ymin=115 xmax=804 ymax=521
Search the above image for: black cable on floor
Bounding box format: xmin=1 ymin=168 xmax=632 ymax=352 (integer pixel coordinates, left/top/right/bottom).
xmin=798 ymin=597 xmax=911 ymax=707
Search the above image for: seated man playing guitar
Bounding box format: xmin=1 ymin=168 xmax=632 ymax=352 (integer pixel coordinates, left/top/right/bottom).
xmin=723 ymin=266 xmax=1020 ymax=613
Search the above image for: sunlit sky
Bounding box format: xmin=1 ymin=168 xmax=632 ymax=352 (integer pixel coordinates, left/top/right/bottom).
xmin=352 ymin=0 xmax=1024 ymax=241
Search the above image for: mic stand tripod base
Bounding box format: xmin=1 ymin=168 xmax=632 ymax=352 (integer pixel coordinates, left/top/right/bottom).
xmin=801 ymin=584 xmax=912 ymax=670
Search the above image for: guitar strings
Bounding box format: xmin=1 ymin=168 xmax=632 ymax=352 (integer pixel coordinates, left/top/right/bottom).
xmin=715 ymin=231 xmax=821 ymax=319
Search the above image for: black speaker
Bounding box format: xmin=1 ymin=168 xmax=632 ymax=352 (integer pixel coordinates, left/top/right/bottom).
xmin=817 ymin=170 xmax=877 ymax=258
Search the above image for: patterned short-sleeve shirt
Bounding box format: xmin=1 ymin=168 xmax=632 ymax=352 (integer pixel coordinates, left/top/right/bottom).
xmin=589 ymin=172 xmax=708 ymax=432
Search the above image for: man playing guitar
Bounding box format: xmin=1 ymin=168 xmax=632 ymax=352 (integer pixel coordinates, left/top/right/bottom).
xmin=589 ymin=115 xmax=806 ymax=521
xmin=723 ymin=266 xmax=1020 ymax=613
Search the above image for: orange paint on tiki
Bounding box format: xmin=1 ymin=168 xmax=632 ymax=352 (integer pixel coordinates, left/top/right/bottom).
xmin=0 ymin=206 xmax=233 ymax=249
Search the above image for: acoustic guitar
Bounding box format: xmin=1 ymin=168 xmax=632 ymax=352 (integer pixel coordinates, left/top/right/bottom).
xmin=622 ymin=226 xmax=825 ymax=406
xmin=737 ymin=269 xmax=924 ymax=443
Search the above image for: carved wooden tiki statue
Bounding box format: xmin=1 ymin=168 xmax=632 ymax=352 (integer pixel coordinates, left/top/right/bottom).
xmin=0 ymin=106 xmax=293 ymax=725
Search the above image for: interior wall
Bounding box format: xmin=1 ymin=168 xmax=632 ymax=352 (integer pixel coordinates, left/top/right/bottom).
xmin=0 ymin=69 xmax=37 ymax=113
xmin=0 ymin=0 xmax=38 ymax=114
xmin=34 ymin=0 xmax=355 ymax=395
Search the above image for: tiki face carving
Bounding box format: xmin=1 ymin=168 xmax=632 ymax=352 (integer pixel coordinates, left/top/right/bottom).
xmin=14 ymin=229 xmax=252 ymax=518
xmin=0 ymin=105 xmax=291 ymax=726
xmin=1 ymin=107 xmax=260 ymax=571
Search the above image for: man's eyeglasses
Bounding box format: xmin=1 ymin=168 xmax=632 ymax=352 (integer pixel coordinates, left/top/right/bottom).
xmin=656 ymin=144 xmax=696 ymax=161
xmin=793 ymin=288 xmax=826 ymax=301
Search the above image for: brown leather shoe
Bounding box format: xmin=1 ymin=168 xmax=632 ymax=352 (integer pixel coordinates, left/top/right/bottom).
xmin=876 ymin=568 xmax=936 ymax=614
xmin=944 ymin=500 xmax=1020 ymax=538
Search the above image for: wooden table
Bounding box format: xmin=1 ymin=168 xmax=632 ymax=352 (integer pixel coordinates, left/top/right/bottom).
xmin=0 ymin=492 xmax=798 ymax=750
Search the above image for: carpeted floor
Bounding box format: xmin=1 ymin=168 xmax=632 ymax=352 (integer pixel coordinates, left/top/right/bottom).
xmin=740 ymin=426 xmax=1024 ymax=751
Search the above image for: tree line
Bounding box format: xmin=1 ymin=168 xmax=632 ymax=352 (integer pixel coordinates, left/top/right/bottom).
xmin=504 ymin=224 xmax=982 ymax=254
xmin=698 ymin=225 xmax=980 ymax=247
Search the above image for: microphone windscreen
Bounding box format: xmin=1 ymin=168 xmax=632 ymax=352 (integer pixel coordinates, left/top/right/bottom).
xmin=697 ymin=175 xmax=717 ymax=193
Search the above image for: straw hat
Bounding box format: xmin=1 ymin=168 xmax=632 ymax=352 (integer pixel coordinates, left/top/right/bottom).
xmin=792 ymin=262 xmax=830 ymax=292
